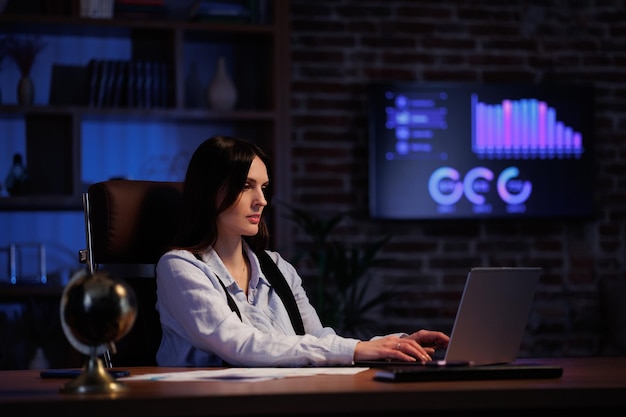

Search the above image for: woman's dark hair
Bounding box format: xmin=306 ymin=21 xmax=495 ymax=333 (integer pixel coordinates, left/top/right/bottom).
xmin=171 ymin=135 xmax=272 ymax=254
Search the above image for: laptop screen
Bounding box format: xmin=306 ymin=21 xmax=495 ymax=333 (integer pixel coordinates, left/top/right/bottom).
xmin=443 ymin=267 xmax=542 ymax=365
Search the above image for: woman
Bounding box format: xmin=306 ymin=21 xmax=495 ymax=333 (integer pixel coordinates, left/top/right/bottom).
xmin=155 ymin=135 xmax=449 ymax=367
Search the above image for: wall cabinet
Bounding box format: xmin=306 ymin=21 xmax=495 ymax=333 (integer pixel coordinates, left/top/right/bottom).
xmin=0 ymin=0 xmax=291 ymax=247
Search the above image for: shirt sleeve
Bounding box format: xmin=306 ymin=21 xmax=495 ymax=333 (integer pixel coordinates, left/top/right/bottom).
xmin=155 ymin=249 xmax=359 ymax=367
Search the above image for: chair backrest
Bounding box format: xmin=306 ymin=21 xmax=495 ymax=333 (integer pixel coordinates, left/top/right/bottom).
xmin=81 ymin=180 xmax=184 ymax=270
xmin=79 ymin=179 xmax=183 ymax=366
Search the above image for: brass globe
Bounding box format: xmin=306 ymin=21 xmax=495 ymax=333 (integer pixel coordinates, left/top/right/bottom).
xmin=59 ymin=271 xmax=137 ymax=394
xmin=61 ymin=272 xmax=137 ymax=348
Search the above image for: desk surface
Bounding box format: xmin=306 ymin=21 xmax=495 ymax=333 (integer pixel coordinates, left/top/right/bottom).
xmin=1 ymin=357 xmax=626 ymax=417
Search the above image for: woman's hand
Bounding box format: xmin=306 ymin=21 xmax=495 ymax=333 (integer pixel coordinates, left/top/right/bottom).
xmin=353 ymin=329 xmax=449 ymax=363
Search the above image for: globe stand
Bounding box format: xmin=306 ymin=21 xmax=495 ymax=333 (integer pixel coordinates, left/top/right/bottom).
xmin=61 ymin=346 xmax=127 ymax=394
xmin=59 ymin=270 xmax=137 ymax=395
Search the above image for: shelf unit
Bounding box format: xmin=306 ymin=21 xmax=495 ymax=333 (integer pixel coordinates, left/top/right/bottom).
xmin=0 ymin=2 xmax=291 ymax=248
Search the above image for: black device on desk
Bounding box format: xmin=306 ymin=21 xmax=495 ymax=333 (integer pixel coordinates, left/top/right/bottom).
xmin=373 ymin=363 xmax=563 ymax=382
xmin=40 ymin=369 xmax=130 ymax=379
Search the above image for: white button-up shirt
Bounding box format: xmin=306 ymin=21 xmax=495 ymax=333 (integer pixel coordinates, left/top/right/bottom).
xmin=155 ymin=243 xmax=359 ymax=367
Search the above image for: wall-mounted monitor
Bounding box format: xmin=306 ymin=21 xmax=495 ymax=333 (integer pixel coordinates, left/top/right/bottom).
xmin=368 ymin=82 xmax=595 ymax=220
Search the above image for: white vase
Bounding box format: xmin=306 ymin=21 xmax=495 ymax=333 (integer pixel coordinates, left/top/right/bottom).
xmin=208 ymin=56 xmax=237 ymax=111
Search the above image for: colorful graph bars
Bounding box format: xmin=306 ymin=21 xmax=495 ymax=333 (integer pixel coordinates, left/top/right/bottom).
xmin=472 ymin=94 xmax=583 ymax=159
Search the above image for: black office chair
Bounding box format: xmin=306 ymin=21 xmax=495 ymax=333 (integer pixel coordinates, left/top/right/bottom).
xmin=78 ymin=179 xmax=183 ymax=366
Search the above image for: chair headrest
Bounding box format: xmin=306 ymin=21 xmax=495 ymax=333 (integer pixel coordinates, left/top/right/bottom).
xmin=87 ymin=180 xmax=183 ymax=265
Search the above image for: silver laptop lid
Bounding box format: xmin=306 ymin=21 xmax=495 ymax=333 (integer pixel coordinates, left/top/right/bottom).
xmin=444 ymin=267 xmax=542 ymax=366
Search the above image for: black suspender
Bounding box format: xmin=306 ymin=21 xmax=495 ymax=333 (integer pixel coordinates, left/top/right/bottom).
xmin=257 ymin=251 xmax=305 ymax=335
xmin=197 ymin=251 xmax=305 ymax=335
xmin=215 ymin=278 xmax=242 ymax=320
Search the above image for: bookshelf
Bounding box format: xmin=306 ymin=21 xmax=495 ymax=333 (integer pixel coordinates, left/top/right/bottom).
xmin=0 ymin=1 xmax=291 ymax=242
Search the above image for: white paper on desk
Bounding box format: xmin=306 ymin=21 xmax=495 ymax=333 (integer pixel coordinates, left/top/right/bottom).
xmin=121 ymin=367 xmax=369 ymax=382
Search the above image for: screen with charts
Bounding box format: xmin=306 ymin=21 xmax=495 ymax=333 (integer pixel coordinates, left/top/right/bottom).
xmin=368 ymin=82 xmax=595 ymax=220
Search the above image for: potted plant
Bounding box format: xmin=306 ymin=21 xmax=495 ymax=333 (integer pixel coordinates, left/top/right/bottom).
xmin=284 ymin=206 xmax=391 ymax=338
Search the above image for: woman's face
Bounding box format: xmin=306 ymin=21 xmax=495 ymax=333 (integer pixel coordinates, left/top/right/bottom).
xmin=216 ymin=156 xmax=269 ymax=239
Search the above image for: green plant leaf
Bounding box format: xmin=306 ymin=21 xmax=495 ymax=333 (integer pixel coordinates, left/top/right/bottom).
xmin=283 ymin=205 xmax=392 ymax=336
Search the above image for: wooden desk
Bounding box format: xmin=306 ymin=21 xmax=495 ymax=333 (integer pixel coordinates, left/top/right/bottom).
xmin=1 ymin=357 xmax=625 ymax=417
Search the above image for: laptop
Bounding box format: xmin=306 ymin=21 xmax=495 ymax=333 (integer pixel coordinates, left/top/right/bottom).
xmin=356 ymin=267 xmax=562 ymax=381
xmin=441 ymin=266 xmax=543 ymax=365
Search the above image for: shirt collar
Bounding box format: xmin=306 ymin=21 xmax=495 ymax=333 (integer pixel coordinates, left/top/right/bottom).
xmin=203 ymin=242 xmax=270 ymax=289
xmin=242 ymin=242 xmax=270 ymax=288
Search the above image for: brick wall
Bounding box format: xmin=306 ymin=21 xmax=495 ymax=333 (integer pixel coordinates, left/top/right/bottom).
xmin=288 ymin=0 xmax=626 ymax=357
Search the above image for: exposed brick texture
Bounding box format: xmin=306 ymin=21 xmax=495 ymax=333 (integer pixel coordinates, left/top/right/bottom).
xmin=288 ymin=0 xmax=626 ymax=357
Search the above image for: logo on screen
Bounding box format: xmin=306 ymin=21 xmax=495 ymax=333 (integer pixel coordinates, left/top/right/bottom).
xmin=428 ymin=166 xmax=532 ymax=213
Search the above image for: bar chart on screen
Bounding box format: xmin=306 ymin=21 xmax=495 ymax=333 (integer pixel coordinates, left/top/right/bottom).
xmin=472 ymin=94 xmax=584 ymax=159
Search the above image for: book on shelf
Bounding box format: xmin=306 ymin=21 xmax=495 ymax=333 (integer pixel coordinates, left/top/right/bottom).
xmin=188 ymin=0 xmax=253 ymax=23
xmin=144 ymin=61 xmax=153 ymax=108
xmin=96 ymin=59 xmax=112 ymax=107
xmin=103 ymin=60 xmax=123 ymax=107
xmin=135 ymin=60 xmax=145 ymax=108
xmin=85 ymin=58 xmax=168 ymax=109
xmin=86 ymin=59 xmax=102 ymax=107
xmin=112 ymin=60 xmax=128 ymax=107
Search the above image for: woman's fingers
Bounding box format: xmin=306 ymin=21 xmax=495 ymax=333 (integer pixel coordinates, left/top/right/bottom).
xmin=394 ymin=339 xmax=432 ymax=362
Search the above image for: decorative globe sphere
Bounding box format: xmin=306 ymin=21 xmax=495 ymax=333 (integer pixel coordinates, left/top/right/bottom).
xmin=60 ymin=271 xmax=137 ymax=355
